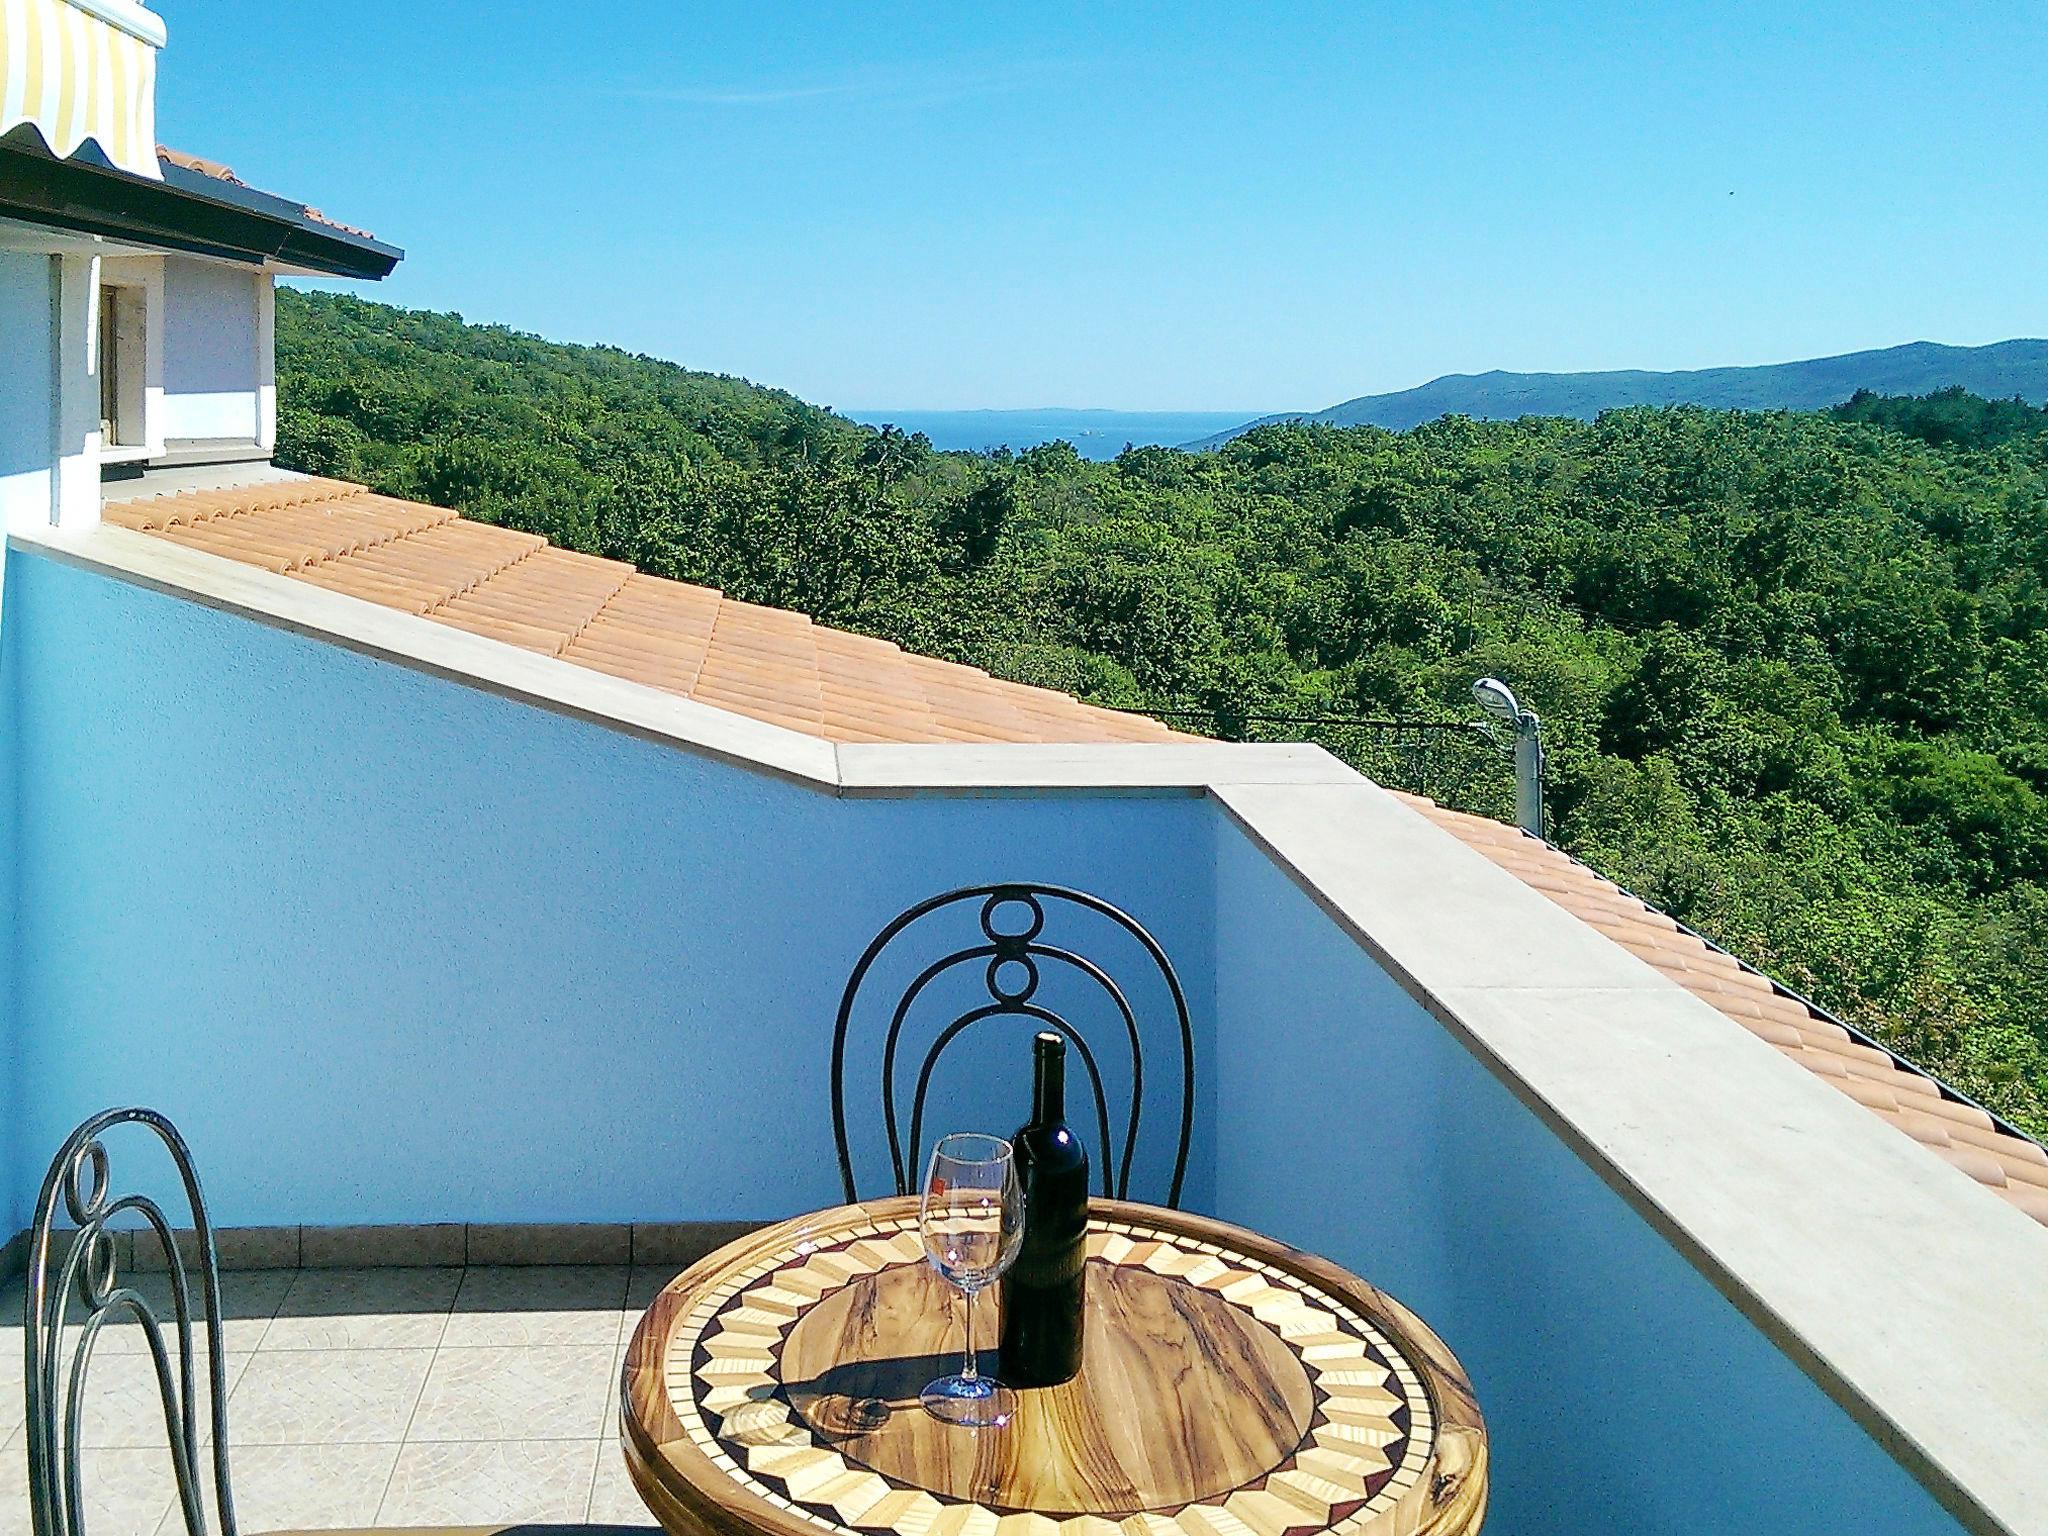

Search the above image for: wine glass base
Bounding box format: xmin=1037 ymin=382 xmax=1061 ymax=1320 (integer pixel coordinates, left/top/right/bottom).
xmin=920 ymin=1373 xmax=1017 ymax=1427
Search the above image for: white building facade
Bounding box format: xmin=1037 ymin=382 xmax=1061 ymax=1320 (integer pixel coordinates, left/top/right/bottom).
xmin=0 ymin=0 xmax=395 ymax=530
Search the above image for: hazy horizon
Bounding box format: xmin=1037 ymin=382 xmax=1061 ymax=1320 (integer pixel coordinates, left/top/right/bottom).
xmin=835 ymin=335 xmax=2048 ymax=415
xmin=842 ymin=406 xmax=1254 ymax=457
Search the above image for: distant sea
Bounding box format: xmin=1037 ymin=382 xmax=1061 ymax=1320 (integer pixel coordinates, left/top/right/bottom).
xmin=844 ymin=408 xmax=1256 ymax=459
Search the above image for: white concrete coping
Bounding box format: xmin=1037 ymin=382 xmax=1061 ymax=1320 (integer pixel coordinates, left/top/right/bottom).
xmin=9 ymin=520 xmax=2048 ymax=1535
xmin=836 ymin=741 xmax=1358 ymax=794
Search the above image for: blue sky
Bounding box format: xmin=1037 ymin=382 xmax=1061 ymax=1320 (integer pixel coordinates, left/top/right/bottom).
xmin=157 ymin=2 xmax=2047 ymax=411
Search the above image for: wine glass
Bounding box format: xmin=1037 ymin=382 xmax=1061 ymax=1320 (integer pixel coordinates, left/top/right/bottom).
xmin=918 ymin=1132 xmax=1025 ymax=1426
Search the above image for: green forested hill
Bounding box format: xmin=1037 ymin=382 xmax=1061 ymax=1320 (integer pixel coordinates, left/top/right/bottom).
xmin=1202 ymin=338 xmax=2048 ymax=440
xmin=275 ymin=289 xmax=2048 ymax=1136
xmin=275 ymin=289 xmax=862 ymax=552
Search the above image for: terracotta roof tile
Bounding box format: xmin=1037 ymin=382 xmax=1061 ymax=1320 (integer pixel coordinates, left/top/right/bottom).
xmin=435 ymin=547 xmax=634 ymax=656
xmin=2007 ymin=1185 xmax=2048 ymax=1223
xmin=157 ymin=145 xmax=243 ymax=183
xmin=1388 ymin=790 xmax=2048 ymax=1225
xmin=112 ymin=479 xmax=1179 ymax=749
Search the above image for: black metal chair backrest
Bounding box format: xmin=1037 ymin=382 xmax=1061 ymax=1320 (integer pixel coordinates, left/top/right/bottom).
xmin=831 ymin=882 xmax=1195 ymax=1207
xmin=25 ymin=1108 xmax=238 ymax=1536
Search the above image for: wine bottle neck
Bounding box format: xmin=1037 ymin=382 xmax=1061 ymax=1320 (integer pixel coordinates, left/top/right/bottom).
xmin=1032 ymin=1041 xmax=1066 ymax=1124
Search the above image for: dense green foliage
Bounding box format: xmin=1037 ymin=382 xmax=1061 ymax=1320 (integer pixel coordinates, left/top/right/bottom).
xmin=1832 ymin=385 xmax=2048 ymax=452
xmin=278 ymin=290 xmax=2048 ymax=1135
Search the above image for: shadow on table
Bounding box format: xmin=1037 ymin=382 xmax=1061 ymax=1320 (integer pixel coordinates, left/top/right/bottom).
xmin=779 ymin=1353 xmax=982 ymax=1438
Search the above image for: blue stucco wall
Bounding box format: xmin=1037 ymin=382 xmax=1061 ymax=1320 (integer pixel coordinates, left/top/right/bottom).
xmin=0 ymin=551 xmax=1213 ymax=1228
xmin=0 ymin=550 xmax=1964 ymax=1533
xmin=0 ymin=545 xmax=17 ymax=1234
xmin=0 ymin=253 xmax=50 ymax=1234
xmin=1209 ymin=827 xmax=1960 ymax=1536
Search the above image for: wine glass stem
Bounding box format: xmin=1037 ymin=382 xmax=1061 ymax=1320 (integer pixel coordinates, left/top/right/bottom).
xmin=961 ymin=1288 xmax=979 ymax=1383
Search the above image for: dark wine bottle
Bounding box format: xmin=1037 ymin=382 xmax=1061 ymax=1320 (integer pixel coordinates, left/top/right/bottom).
xmin=999 ymin=1031 xmax=1088 ymax=1387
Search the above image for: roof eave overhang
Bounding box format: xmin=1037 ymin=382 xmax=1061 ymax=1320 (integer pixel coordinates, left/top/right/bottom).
xmin=0 ymin=138 xmax=401 ymax=279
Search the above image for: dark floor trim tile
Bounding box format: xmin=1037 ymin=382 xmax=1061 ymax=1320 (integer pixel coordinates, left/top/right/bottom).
xmin=6 ymin=1219 xmax=770 ymax=1276
xmin=466 ymin=1222 xmax=632 ymax=1265
xmin=300 ymin=1223 xmax=466 ymax=1267
xmin=632 ymin=1220 xmax=765 ymax=1267
xmin=0 ymin=1226 xmax=130 ymax=1278
xmin=129 ymin=1226 xmax=301 ymax=1272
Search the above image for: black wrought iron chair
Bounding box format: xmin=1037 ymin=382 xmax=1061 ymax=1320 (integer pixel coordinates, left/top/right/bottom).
xmin=25 ymin=1107 xmax=236 ymax=1536
xmin=830 ymin=882 xmax=1196 ymax=1207
xmin=21 ymin=1106 xmax=654 ymax=1536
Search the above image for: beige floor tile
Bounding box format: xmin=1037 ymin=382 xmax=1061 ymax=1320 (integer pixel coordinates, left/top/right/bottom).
xmin=618 ymin=1269 xmax=675 ymax=1327
xmin=228 ymin=1348 xmax=433 ymax=1444
xmin=0 ymin=1445 xmax=181 ymax=1536
xmin=151 ymin=1442 xmax=400 ymax=1534
xmin=11 ymin=1261 xmax=709 ymax=1536
xmin=620 ymin=1267 xmax=676 ymax=1343
xmin=375 ymin=1440 xmax=600 ymax=1526
xmin=0 ymin=1359 xmax=21 ymax=1448
xmin=607 ymin=1342 xmax=630 ymax=1436
xmin=1 ymin=1290 xmax=266 ymax=1460
xmin=262 ymin=1268 xmax=458 ymax=1350
xmin=586 ymin=1438 xmax=655 ymax=1524
xmin=0 ymin=1424 xmax=20 ymax=1536
xmin=441 ymin=1267 xmax=628 ymax=1348
xmin=77 ymin=1351 xmax=249 ymax=1448
xmin=3 ymin=1280 xmax=31 ymax=1444
xmin=92 ymin=1270 xmax=296 ymax=1356
xmin=624 ymin=1266 xmax=676 ymax=1310
xmin=2 ymin=1324 xmax=244 ymax=1442
xmin=407 ymin=1346 xmax=615 ymax=1442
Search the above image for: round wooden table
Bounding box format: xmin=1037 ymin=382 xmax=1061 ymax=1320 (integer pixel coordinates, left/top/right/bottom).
xmin=621 ymin=1198 xmax=1486 ymax=1536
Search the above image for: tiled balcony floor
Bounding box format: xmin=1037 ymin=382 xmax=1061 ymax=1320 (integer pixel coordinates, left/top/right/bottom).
xmin=1 ymin=1265 xmax=671 ymax=1533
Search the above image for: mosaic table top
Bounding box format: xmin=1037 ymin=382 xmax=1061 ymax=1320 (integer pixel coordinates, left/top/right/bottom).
xmin=621 ymin=1198 xmax=1485 ymax=1536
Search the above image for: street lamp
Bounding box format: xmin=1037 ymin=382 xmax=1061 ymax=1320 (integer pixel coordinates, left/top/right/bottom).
xmin=1472 ymin=678 xmax=1544 ymax=839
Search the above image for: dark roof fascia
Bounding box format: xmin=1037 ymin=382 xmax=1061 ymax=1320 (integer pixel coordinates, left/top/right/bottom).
xmin=0 ymin=137 xmax=401 ymax=279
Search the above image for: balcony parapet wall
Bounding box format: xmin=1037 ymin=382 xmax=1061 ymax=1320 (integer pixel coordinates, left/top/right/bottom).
xmin=3 ymin=520 xmax=2046 ymax=1536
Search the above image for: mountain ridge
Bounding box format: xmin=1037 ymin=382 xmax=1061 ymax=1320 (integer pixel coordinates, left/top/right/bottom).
xmin=1192 ymin=338 xmax=2048 ymax=445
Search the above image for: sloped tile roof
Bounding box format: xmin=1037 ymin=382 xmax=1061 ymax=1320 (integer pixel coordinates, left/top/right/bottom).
xmin=157 ymin=145 xmax=380 ymax=240
xmin=101 ymin=473 xmax=2048 ymax=1223
xmin=102 ymin=477 xmax=1184 ymax=746
xmin=1392 ymin=791 xmax=2048 ymax=1225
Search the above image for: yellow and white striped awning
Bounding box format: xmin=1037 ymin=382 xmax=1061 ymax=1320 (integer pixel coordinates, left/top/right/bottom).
xmin=0 ymin=0 xmax=162 ymax=179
